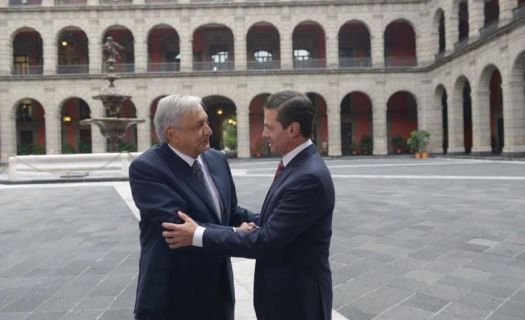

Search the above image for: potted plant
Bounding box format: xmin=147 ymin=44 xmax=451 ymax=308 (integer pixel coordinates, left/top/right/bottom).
xmin=391 ymin=135 xmax=406 ymax=154
xmin=407 ymin=130 xmax=431 ymax=159
xmin=350 ymin=142 xmax=359 ymax=155
xmin=359 ymin=135 xmax=373 ymax=155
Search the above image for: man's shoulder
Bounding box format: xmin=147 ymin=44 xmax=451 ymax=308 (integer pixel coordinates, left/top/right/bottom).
xmin=203 ymin=148 xmax=227 ymax=162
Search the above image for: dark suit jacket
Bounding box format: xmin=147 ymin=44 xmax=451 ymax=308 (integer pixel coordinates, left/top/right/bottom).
xmin=129 ymin=143 xmax=252 ymax=320
xmin=203 ymin=145 xmax=335 ymax=320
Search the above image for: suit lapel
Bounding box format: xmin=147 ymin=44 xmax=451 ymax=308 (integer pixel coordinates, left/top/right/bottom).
xmin=160 ymin=144 xmax=221 ymax=224
xmin=260 ymin=145 xmax=318 ymax=224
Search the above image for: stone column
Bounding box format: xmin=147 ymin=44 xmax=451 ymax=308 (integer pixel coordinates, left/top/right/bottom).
xmin=503 ymin=81 xmax=525 ymax=155
xmin=89 ymin=24 xmax=102 ymax=74
xmin=417 ymin=11 xmax=432 ymax=66
xmin=446 ymin=3 xmax=459 ymax=52
xmin=87 ymin=0 xmax=98 ymax=5
xmin=426 ymin=89 xmax=444 ymax=154
xmin=0 ymin=91 xmax=16 ymax=162
xmin=41 ymin=0 xmax=53 ymax=6
xmin=134 ymin=0 xmax=145 ymax=4
xmin=468 ymin=0 xmax=485 ymax=40
xmin=371 ymin=14 xmax=384 ymax=68
xmin=499 ymin=0 xmax=514 ymax=24
xmin=234 ymin=84 xmax=250 ymax=158
xmin=326 ymin=82 xmax=341 ymax=156
xmin=134 ymin=18 xmax=147 ymax=73
xmin=0 ymin=0 xmax=8 ymax=8
xmin=280 ymin=13 xmax=293 ymax=70
xmin=43 ymin=20 xmax=57 ymax=75
xmin=471 ymin=85 xmax=492 ymax=154
xmin=234 ymin=16 xmax=246 ymax=71
xmin=0 ymin=17 xmax=11 ymax=76
xmin=179 ymin=18 xmax=192 ymax=72
xmin=89 ymin=96 xmax=106 ymax=153
xmin=45 ymin=99 xmax=61 ymax=155
xmin=325 ymin=9 xmax=338 ymax=69
xmin=134 ymin=85 xmax=150 ymax=152
xmin=372 ymin=81 xmax=387 ymax=155
xmin=447 ymin=88 xmax=465 ymax=154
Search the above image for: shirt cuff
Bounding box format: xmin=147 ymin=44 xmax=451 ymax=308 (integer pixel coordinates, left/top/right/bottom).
xmin=193 ymin=226 xmax=205 ymax=247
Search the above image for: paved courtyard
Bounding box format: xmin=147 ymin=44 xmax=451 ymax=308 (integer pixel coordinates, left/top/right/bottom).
xmin=1 ymin=157 xmax=525 ymax=320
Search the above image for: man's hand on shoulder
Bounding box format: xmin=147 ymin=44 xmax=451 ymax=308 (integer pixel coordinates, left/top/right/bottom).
xmin=162 ymin=211 xmax=197 ymax=249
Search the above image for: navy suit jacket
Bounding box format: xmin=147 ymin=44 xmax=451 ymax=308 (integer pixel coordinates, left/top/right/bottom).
xmin=129 ymin=143 xmax=252 ymax=320
xmin=203 ymin=145 xmax=335 ymax=320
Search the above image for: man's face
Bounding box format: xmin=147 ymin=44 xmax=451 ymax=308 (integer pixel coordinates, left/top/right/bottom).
xmin=169 ymin=105 xmax=212 ymax=158
xmin=262 ymin=108 xmax=292 ymax=156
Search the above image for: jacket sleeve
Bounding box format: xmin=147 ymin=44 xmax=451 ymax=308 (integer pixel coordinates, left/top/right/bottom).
xmin=203 ymin=173 xmax=327 ymax=258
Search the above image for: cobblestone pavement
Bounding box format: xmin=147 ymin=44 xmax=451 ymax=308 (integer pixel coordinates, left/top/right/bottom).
xmin=1 ymin=158 xmax=525 ymax=320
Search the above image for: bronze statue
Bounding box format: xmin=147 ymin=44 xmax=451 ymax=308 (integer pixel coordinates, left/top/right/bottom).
xmin=103 ymin=36 xmax=125 ymax=71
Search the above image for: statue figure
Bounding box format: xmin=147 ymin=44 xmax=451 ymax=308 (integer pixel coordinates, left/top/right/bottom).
xmin=103 ymin=36 xmax=125 ymax=71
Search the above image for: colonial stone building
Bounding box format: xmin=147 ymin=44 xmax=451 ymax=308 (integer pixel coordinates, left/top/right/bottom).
xmin=0 ymin=0 xmax=524 ymax=162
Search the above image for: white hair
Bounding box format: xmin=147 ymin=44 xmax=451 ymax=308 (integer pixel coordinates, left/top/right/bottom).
xmin=154 ymin=95 xmax=203 ymax=144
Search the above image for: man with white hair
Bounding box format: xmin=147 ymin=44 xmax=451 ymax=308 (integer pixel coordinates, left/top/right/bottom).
xmin=129 ymin=94 xmax=256 ymax=320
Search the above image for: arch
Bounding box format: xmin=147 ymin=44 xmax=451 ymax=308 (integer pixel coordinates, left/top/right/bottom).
xmin=249 ymin=93 xmax=271 ymax=157
xmin=340 ymin=91 xmax=373 ymax=155
xmin=509 ymin=50 xmax=525 ymax=153
xmin=479 ymin=64 xmax=504 ymax=153
xmin=433 ymin=8 xmax=446 ymax=54
xmin=102 ymin=25 xmax=135 ymax=73
xmin=193 ymin=24 xmax=234 ymax=71
xmin=147 ymin=25 xmax=180 ymax=72
xmin=306 ymin=92 xmax=329 ymax=155
xmin=202 ymin=95 xmax=237 ymax=156
xmin=434 ymin=85 xmax=449 ymax=154
xmin=150 ymin=95 xmax=167 ymax=144
xmin=56 ymin=26 xmax=89 ymax=74
xmin=384 ymin=19 xmax=417 ymax=67
xmin=12 ymin=27 xmax=43 ymax=75
xmin=246 ymin=22 xmax=280 ymax=70
xmin=15 ymin=98 xmax=46 ymax=155
xmin=338 ymin=20 xmax=371 ymax=68
xmin=387 ymin=91 xmax=418 ymax=153
xmin=60 ymin=97 xmax=91 ymax=153
xmin=293 ymin=21 xmax=326 ymax=69
xmin=458 ymin=0 xmax=469 ymax=42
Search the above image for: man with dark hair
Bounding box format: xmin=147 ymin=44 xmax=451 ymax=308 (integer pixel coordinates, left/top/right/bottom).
xmin=162 ymin=90 xmax=335 ymax=320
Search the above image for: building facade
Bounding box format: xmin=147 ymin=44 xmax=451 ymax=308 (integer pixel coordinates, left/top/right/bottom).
xmin=0 ymin=0 xmax=524 ymax=162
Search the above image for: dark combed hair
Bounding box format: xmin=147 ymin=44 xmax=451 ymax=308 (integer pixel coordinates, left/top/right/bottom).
xmin=263 ymin=90 xmax=315 ymax=138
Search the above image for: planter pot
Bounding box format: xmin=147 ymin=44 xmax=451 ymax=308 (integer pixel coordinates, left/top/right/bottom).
xmin=421 ymin=151 xmax=429 ymax=159
xmin=415 ymin=152 xmax=422 ymax=159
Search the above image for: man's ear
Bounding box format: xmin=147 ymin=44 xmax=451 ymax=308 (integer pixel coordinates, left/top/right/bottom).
xmin=165 ymin=127 xmax=176 ymax=142
xmin=288 ymin=122 xmax=301 ymax=138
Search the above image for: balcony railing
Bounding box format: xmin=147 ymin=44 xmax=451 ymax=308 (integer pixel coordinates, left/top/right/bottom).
xmin=147 ymin=62 xmax=180 ymax=72
xmin=57 ymin=64 xmax=89 ymax=74
xmin=293 ymin=59 xmax=326 ymax=69
xmin=479 ymin=20 xmax=499 ymax=38
xmin=247 ymin=60 xmax=281 ymax=70
xmin=55 ymin=0 xmax=86 ymax=4
xmin=513 ymin=5 xmax=525 ymax=21
xmin=103 ymin=63 xmax=135 ymax=73
xmin=385 ymin=56 xmax=418 ymax=67
xmin=146 ymin=0 xmax=178 ymax=3
xmin=454 ymin=38 xmax=469 ymax=51
xmin=99 ymin=0 xmax=132 ymax=4
xmin=339 ymin=57 xmax=372 ymax=68
xmin=9 ymin=0 xmax=41 ymax=5
xmin=435 ymin=51 xmax=446 ymax=61
xmin=193 ymin=61 xmax=234 ymax=71
xmin=11 ymin=65 xmax=43 ymax=75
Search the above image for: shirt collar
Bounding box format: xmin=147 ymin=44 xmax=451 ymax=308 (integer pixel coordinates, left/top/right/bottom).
xmin=282 ymin=139 xmax=312 ymax=167
xmin=167 ymin=144 xmax=199 ymax=167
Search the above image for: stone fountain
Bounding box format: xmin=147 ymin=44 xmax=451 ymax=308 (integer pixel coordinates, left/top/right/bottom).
xmin=80 ymin=36 xmax=144 ymax=152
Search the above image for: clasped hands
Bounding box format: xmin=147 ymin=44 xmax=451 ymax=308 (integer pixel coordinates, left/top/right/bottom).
xmin=162 ymin=211 xmax=258 ymax=249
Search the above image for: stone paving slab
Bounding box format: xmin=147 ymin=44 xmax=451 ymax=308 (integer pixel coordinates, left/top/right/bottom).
xmin=0 ymin=158 xmax=524 ymax=320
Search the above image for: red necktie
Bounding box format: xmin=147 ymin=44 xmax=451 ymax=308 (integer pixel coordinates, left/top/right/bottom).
xmin=273 ymin=161 xmax=285 ymax=181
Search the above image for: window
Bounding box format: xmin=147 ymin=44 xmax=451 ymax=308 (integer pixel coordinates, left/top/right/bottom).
xmin=293 ymin=49 xmax=311 ymax=61
xmin=254 ymin=50 xmax=272 ymax=62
